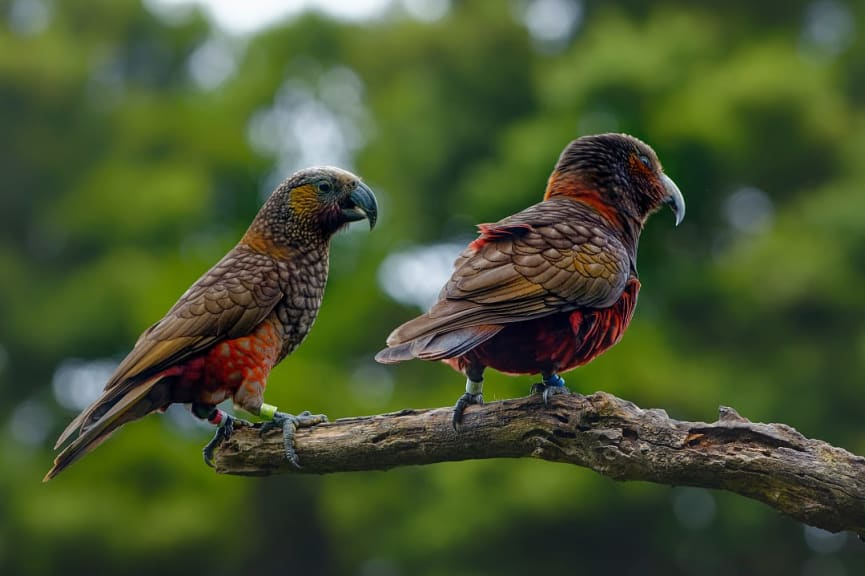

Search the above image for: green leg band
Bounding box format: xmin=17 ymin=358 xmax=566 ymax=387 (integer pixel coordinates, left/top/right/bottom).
xmin=259 ymin=403 xmax=278 ymax=421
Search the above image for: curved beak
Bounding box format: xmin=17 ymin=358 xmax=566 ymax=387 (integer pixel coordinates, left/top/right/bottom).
xmin=341 ymin=181 xmax=379 ymax=230
xmin=661 ymin=173 xmax=685 ymax=226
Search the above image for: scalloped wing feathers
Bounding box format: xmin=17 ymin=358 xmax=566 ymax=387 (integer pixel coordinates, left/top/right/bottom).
xmin=377 ymin=198 xmax=631 ymax=361
xmin=54 ymin=246 xmax=285 ymax=450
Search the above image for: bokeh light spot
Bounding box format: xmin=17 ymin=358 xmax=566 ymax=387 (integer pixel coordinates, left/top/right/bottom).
xmin=9 ymin=399 xmax=53 ymax=447
xmin=519 ymin=0 xmax=582 ymax=50
xmin=724 ymin=186 xmax=774 ymax=235
xmin=188 ymin=35 xmax=240 ymax=90
xmin=671 ymin=487 xmax=716 ymax=530
xmin=52 ymin=358 xmax=117 ymax=411
xmin=804 ymin=525 xmax=847 ymax=555
xmin=801 ymin=0 xmax=855 ymax=56
xmin=401 ymin=0 xmax=449 ymax=22
xmin=351 ymin=364 xmax=395 ymax=408
xmin=377 ymin=243 xmax=464 ymax=310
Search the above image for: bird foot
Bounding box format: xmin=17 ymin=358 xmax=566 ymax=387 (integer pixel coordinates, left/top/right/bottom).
xmin=530 ymin=374 xmax=570 ymax=406
xmin=258 ymin=410 xmax=328 ymax=468
xmin=202 ymin=413 xmax=251 ymax=468
xmin=453 ymin=392 xmax=484 ymax=430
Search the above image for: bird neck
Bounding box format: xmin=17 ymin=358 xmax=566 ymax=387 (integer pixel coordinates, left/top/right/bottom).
xmin=241 ymin=196 xmax=331 ymax=259
xmin=545 ymin=172 xmax=645 ymax=257
xmin=545 ymin=180 xmax=643 ymax=272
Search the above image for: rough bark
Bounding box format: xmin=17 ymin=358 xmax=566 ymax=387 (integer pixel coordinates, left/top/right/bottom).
xmin=213 ymin=391 xmax=865 ymax=535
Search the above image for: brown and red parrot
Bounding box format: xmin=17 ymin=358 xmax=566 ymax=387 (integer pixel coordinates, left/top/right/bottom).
xmin=45 ymin=167 xmax=378 ymax=480
xmin=376 ymin=133 xmax=684 ymax=426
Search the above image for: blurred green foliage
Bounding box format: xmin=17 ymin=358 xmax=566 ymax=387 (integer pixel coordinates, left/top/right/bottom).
xmin=1 ymin=0 xmax=865 ymax=574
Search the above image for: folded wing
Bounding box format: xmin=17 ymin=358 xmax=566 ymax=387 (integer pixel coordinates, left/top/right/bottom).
xmin=46 ymin=247 xmax=285 ymax=480
xmin=377 ymin=198 xmax=631 ymax=362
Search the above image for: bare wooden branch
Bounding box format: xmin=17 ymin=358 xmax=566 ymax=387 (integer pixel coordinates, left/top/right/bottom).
xmin=213 ymin=391 xmax=865 ymax=535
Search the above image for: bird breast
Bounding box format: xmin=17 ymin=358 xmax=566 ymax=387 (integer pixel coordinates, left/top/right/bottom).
xmin=273 ymin=247 xmax=330 ymax=359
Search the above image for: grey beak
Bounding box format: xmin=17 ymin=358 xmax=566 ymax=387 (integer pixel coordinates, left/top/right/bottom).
xmin=342 ymin=181 xmax=379 ymax=230
xmin=661 ymin=173 xmax=685 ymax=226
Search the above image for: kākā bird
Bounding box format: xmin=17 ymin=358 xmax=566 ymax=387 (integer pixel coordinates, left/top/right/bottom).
xmin=45 ymin=166 xmax=378 ymax=481
xmin=376 ymin=133 xmax=684 ymax=427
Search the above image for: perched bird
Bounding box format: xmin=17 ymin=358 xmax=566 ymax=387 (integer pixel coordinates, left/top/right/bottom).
xmin=376 ymin=133 xmax=684 ymax=426
xmin=45 ymin=167 xmax=378 ymax=480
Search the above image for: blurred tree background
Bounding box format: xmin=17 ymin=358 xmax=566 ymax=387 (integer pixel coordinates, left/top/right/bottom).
xmin=1 ymin=0 xmax=864 ymax=574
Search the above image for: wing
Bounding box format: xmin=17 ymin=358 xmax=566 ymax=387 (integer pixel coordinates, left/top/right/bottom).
xmin=386 ymin=197 xmax=632 ymax=345
xmin=55 ymin=245 xmax=285 ymax=448
xmin=106 ymin=245 xmax=285 ymax=389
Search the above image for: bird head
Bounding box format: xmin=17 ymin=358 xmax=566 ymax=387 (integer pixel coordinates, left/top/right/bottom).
xmin=544 ymin=133 xmax=685 ymax=228
xmin=244 ymin=166 xmax=378 ymax=251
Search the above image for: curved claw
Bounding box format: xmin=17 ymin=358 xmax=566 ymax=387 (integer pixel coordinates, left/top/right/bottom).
xmin=452 ymin=392 xmax=484 ymax=431
xmin=258 ymin=410 xmax=328 ymax=468
xmin=541 ymin=384 xmax=570 ymax=406
xmin=530 ymin=374 xmax=571 ymax=407
xmin=202 ymin=414 xmax=249 ymax=467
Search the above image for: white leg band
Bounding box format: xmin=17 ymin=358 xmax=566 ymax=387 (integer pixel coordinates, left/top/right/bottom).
xmin=466 ymin=378 xmax=483 ymax=395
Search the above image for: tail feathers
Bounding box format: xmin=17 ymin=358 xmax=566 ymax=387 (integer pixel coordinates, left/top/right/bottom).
xmin=55 ymin=410 xmax=88 ymax=450
xmin=384 ymin=297 xmax=545 ymax=347
xmin=54 ymin=380 xmax=138 ymax=450
xmin=44 ymin=374 xmax=167 ymax=481
xmin=384 ymin=301 xmax=477 ymax=346
xmin=376 ymin=325 xmax=501 ymax=364
xmin=374 ymin=342 xmax=415 ymax=364
xmin=413 ymin=325 xmax=501 ymax=360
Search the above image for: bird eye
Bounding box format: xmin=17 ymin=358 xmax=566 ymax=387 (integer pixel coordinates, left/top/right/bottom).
xmin=638 ymin=154 xmax=652 ymax=169
xmin=317 ymin=181 xmax=333 ymax=193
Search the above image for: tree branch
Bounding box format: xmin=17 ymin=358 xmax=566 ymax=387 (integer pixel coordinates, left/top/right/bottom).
xmin=213 ymin=391 xmax=865 ymax=535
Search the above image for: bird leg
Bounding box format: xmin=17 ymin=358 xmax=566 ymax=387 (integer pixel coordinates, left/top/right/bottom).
xmin=193 ymin=404 xmax=252 ymax=468
xmin=453 ymin=364 xmax=485 ymax=430
xmin=257 ymin=403 xmax=328 ymax=468
xmin=530 ymin=372 xmax=571 ymax=406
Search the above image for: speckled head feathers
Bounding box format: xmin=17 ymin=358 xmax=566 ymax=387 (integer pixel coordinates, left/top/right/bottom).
xmin=545 ymin=133 xmax=684 ymax=227
xmin=242 ymin=166 xmax=378 ymax=253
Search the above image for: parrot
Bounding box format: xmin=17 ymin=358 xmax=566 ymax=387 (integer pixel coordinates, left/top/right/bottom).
xmin=45 ymin=166 xmax=378 ymax=481
xmin=375 ymin=133 xmax=684 ymax=427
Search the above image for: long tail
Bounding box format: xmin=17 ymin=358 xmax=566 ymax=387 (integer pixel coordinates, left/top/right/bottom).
xmin=44 ymin=374 xmax=169 ymax=481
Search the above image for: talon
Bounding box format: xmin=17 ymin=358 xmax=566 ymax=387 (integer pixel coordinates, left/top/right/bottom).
xmin=258 ymin=410 xmax=328 ymax=468
xmin=542 ymin=384 xmax=570 ymax=406
xmin=452 ymin=392 xmax=483 ymax=430
xmin=203 ymin=413 xmax=241 ymax=468
xmin=530 ymin=374 xmax=570 ymax=407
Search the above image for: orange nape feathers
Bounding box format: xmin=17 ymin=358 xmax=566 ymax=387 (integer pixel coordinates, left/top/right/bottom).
xmin=543 ymin=170 xmax=626 ymax=229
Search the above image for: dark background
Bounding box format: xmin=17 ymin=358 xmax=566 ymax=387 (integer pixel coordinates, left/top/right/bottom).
xmin=1 ymin=0 xmax=864 ymax=574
